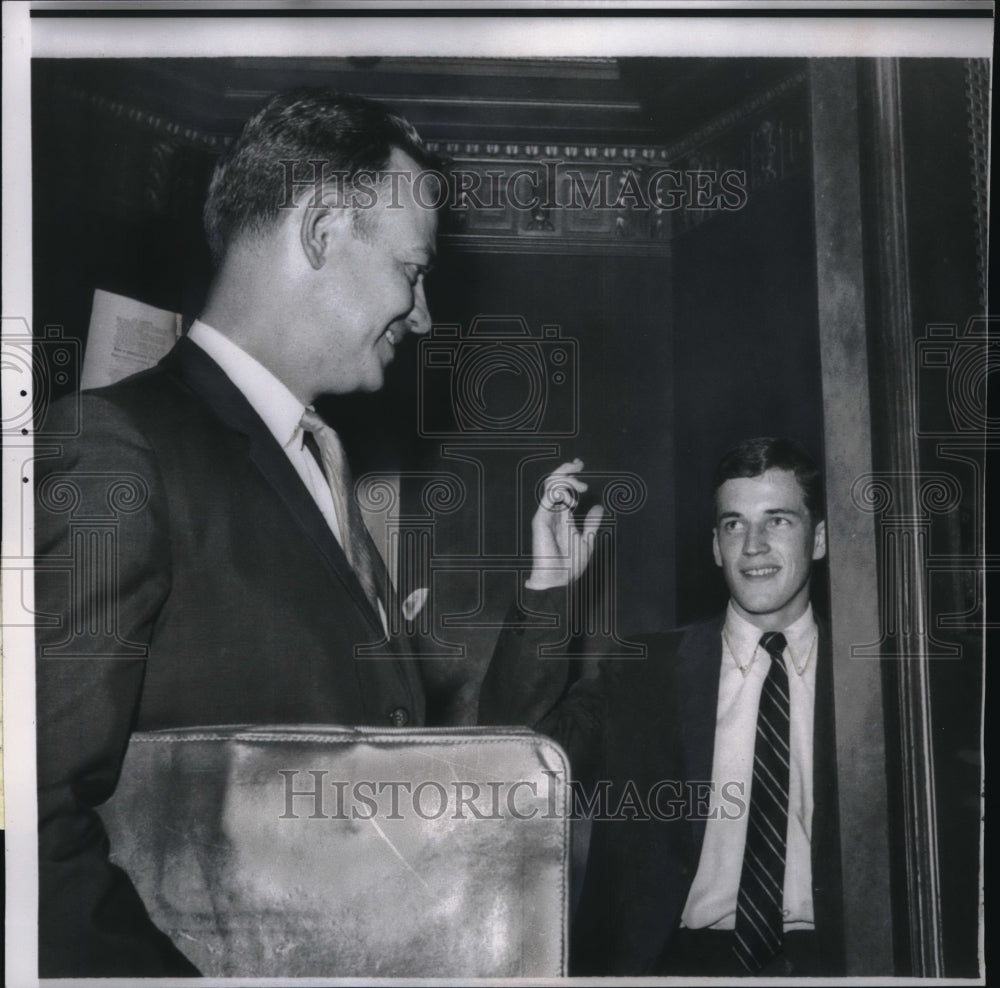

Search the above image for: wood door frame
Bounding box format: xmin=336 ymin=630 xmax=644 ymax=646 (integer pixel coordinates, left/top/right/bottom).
xmin=810 ymin=57 xmax=894 ymax=976
xmin=811 ymin=57 xmax=951 ymax=976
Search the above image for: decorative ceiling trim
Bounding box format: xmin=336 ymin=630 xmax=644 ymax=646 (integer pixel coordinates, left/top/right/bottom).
xmin=227 ymin=90 xmax=642 ymax=114
xmin=36 ymin=77 xmax=231 ymax=150
xmin=35 ymin=65 xmax=809 ymax=247
xmin=437 ymin=233 xmax=673 ymax=258
xmin=225 ymin=55 xmax=623 ymax=80
xmin=430 ymin=71 xmax=809 ymax=250
xmin=660 ymin=69 xmax=809 ymax=161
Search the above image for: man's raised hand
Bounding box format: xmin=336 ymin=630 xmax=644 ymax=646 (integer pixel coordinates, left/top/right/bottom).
xmin=525 ymin=459 xmax=604 ymax=590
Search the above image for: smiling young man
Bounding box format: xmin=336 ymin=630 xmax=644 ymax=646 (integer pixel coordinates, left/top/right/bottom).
xmin=480 ymin=437 xmax=845 ymax=977
xmin=34 ymin=89 xmax=445 ymax=977
xmin=713 ymin=452 xmax=826 ymax=631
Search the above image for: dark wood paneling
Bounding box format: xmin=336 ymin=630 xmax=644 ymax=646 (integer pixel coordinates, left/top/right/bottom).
xmin=672 ymin=170 xmax=824 ymax=625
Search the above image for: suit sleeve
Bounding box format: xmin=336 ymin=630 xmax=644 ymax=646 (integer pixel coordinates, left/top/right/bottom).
xmin=478 ymin=587 xmax=609 ymax=782
xmin=34 ymin=394 xmax=200 ymax=977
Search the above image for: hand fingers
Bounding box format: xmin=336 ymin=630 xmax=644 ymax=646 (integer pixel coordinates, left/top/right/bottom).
xmin=581 ymin=503 xmax=605 ymax=541
xmin=548 ymin=458 xmax=584 ymax=477
xmin=552 ymin=476 xmax=588 ymax=494
xmin=546 ymin=478 xmax=587 ymax=506
xmin=542 ymin=459 xmax=589 ymax=510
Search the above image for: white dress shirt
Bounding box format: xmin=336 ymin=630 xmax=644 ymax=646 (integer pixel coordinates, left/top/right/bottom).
xmin=188 ymin=322 xmax=391 ymax=634
xmin=681 ymin=601 xmax=818 ymax=931
xmin=187 ymin=320 xmax=346 ymax=546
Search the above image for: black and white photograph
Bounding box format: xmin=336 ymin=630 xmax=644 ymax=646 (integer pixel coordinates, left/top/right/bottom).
xmin=1 ymin=2 xmax=991 ymax=983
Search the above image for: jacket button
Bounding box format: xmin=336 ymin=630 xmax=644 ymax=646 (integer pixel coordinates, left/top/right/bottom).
xmin=389 ymin=707 xmax=410 ymax=727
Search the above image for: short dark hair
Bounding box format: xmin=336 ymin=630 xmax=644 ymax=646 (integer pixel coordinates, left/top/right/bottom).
xmin=203 ymin=88 xmax=441 ymax=265
xmin=712 ymin=437 xmax=824 ymax=520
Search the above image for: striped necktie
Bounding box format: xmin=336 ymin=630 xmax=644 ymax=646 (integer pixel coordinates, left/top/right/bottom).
xmin=299 ymin=408 xmax=386 ymax=621
xmin=733 ymin=630 xmax=790 ymax=973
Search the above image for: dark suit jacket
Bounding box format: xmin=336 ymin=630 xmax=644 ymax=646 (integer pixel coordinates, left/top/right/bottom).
xmin=35 ymin=338 xmax=425 ymax=977
xmin=480 ymin=610 xmax=844 ymax=976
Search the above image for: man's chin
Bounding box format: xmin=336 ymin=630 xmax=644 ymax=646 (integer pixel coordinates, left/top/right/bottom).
xmin=356 ymin=363 xmax=387 ymax=393
xmin=316 ymin=373 xmax=384 ymax=398
xmin=731 ymin=593 xmax=783 ymax=619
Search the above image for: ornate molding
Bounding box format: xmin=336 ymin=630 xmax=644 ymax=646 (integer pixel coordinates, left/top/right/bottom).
xmin=36 ymin=78 xmax=221 ymax=223
xmin=38 ymin=78 xmax=230 ymax=151
xmin=438 ymin=233 xmax=674 ymax=259
xmin=432 ymin=71 xmax=810 ymax=252
xmin=427 ymin=139 xmax=671 ymax=163
xmin=425 ymin=70 xmax=810 ymax=167
xmin=660 ymin=69 xmax=809 ymax=161
xmin=40 ymin=68 xmax=808 ymax=250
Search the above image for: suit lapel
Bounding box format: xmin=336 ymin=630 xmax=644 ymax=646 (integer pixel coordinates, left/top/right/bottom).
xmin=162 ymin=338 xmax=385 ymax=636
xmin=615 ymin=614 xmax=842 ymax=973
xmin=599 ymin=618 xmax=725 ymax=973
xmin=676 ymin=614 xmax=726 ymax=863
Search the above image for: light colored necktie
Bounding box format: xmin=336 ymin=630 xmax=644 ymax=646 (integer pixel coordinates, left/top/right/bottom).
xmin=733 ymin=630 xmax=790 ymax=973
xmin=299 ymin=408 xmax=386 ymax=619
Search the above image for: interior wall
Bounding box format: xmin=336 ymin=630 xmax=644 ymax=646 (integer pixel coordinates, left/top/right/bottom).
xmin=670 ymin=145 xmax=825 ymax=625
xmin=410 ymin=249 xmax=675 ymax=722
xmin=31 ymin=65 xmax=217 ymax=396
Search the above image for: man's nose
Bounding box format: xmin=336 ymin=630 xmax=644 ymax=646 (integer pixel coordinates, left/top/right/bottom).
xmin=743 ymin=524 xmax=769 ymax=555
xmin=405 ymin=280 xmax=432 ymax=336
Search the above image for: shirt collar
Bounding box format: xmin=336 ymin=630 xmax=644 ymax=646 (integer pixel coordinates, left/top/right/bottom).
xmin=722 ymin=601 xmax=818 ymax=678
xmin=187 ymin=320 xmax=306 ymax=451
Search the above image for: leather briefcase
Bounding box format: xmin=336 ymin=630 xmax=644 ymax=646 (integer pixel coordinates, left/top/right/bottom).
xmin=98 ymin=725 xmax=570 ymax=977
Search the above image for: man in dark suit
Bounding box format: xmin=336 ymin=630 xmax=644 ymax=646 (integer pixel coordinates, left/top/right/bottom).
xmin=34 ymin=89 xmax=448 ymax=977
xmin=480 ymin=437 xmax=845 ymax=976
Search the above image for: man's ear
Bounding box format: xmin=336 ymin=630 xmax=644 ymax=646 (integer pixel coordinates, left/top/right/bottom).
xmin=712 ymin=529 xmax=723 ymax=567
xmin=812 ymin=519 xmax=827 ymax=560
xmin=299 ymin=204 xmax=352 ymax=271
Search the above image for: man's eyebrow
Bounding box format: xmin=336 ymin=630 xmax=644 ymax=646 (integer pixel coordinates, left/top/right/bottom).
xmin=716 ymin=508 xmax=805 ymax=521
